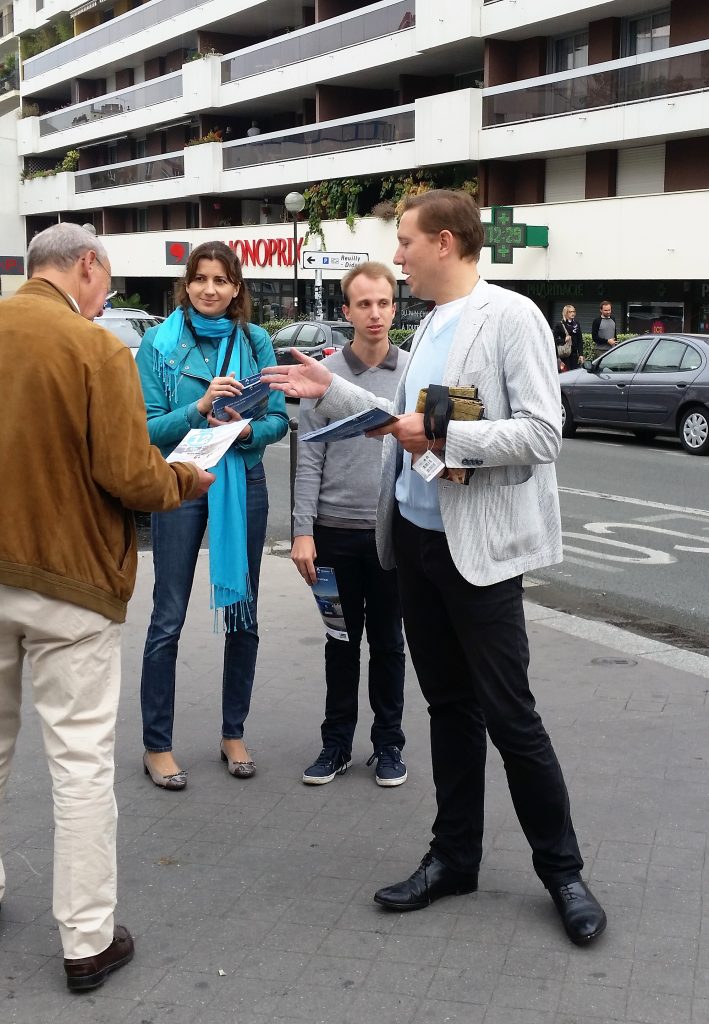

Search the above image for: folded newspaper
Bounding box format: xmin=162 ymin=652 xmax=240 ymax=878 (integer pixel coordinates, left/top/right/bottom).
xmin=166 ymin=419 xmax=252 ymax=470
xmin=300 ymin=407 xmax=397 ymax=443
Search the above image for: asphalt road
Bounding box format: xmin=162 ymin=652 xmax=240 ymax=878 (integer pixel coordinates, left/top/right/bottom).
xmin=264 ymin=412 xmax=709 ymax=654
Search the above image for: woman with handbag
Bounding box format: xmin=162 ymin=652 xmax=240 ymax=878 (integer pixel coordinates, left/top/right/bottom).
xmin=553 ymin=305 xmax=584 ymax=370
xmin=136 ymin=241 xmax=288 ymax=789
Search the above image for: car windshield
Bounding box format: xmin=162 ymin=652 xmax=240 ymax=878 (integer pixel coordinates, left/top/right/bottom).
xmin=101 ymin=316 xmax=161 ymax=349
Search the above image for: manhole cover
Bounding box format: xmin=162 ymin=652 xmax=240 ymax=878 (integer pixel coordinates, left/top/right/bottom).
xmin=590 ymin=657 xmax=638 ymax=666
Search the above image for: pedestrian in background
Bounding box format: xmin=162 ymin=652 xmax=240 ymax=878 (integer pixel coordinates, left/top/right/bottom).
xmin=591 ymin=299 xmax=617 ymax=350
xmin=0 ymin=223 xmax=213 ymax=990
xmin=136 ymin=241 xmax=288 ymax=789
xmin=553 ymin=304 xmax=584 ymax=370
xmin=292 ymin=262 xmax=409 ymax=788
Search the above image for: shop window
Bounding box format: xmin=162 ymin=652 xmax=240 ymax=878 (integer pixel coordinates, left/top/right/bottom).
xmin=550 ymin=31 xmax=588 ymax=73
xmin=625 ymin=9 xmax=670 ymax=56
xmin=627 ymin=301 xmax=683 ymax=336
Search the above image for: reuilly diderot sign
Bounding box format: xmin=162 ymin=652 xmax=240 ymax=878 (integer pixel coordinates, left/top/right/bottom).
xmin=483 ymin=207 xmax=549 ymax=264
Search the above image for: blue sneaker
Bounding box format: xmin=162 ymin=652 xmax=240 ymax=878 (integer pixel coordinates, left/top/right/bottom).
xmin=302 ymin=747 xmax=350 ymax=785
xmin=367 ymin=746 xmax=407 ymax=787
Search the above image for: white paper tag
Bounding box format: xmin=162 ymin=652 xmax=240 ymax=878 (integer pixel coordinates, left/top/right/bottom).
xmin=412 ymin=450 xmax=446 ymax=482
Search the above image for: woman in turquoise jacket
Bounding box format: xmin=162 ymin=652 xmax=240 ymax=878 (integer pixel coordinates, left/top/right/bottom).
xmin=136 ymin=241 xmax=288 ymax=789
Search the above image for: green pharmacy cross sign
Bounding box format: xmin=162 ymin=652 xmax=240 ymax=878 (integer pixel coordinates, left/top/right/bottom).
xmin=483 ymin=207 xmax=549 ymax=264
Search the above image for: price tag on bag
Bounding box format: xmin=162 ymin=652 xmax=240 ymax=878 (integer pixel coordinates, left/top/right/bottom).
xmin=412 ymin=450 xmax=446 ymax=482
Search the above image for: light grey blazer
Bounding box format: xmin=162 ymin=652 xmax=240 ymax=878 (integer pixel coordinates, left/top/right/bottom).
xmin=316 ymin=278 xmax=563 ymax=586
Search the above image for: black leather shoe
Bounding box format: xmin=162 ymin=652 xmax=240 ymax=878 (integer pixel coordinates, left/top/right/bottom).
xmin=373 ymin=851 xmax=478 ymax=911
xmin=64 ymin=925 xmax=134 ymax=991
xmin=548 ymin=879 xmax=607 ymax=945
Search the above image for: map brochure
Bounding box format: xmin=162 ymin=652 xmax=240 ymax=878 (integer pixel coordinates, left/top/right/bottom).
xmin=211 ymin=373 xmax=269 ymax=421
xmin=312 ymin=566 xmax=348 ymax=642
xmin=166 ymin=419 xmax=252 ymax=470
xmin=300 ymin=407 xmax=397 ymax=443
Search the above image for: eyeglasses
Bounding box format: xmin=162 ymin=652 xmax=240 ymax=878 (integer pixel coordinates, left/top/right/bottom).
xmin=94 ymin=255 xmax=112 ymax=291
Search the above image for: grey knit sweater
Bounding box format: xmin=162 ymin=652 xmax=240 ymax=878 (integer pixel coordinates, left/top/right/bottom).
xmin=293 ymin=341 xmax=408 ymax=536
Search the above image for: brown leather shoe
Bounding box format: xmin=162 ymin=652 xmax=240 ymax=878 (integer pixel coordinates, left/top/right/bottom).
xmin=64 ymin=925 xmax=134 ymax=992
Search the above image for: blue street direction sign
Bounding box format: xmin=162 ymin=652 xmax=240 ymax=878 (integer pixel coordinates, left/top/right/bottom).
xmin=301 ymin=250 xmax=369 ymax=271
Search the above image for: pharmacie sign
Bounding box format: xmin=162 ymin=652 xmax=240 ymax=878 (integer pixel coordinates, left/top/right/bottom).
xmin=228 ymin=236 xmax=305 ymax=268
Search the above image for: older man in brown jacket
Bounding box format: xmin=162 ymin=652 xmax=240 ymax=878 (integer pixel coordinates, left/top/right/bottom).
xmin=0 ymin=224 xmax=213 ymax=991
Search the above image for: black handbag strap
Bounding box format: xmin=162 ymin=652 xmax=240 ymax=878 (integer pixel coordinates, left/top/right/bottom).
xmin=423 ymin=384 xmax=452 ymax=441
xmin=184 ymin=314 xmax=239 ymax=377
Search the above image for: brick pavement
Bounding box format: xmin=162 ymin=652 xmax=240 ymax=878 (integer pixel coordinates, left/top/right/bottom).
xmin=1 ymin=550 xmax=708 ymax=1023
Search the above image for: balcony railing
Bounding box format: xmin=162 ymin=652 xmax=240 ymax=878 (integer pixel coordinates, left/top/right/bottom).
xmin=74 ymin=151 xmax=184 ymax=193
xmin=221 ymin=0 xmax=415 ymax=85
xmin=39 ymin=72 xmax=182 ymax=137
xmin=483 ymin=42 xmax=709 ymax=126
xmin=23 ymin=0 xmax=201 ymax=79
xmin=222 ymin=106 xmax=415 ymax=172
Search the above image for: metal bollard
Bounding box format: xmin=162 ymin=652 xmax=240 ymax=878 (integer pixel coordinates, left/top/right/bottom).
xmin=288 ymin=416 xmax=298 ymax=546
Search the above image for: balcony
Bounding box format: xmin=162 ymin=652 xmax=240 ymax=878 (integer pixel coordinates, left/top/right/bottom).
xmin=221 ymin=0 xmax=415 ymax=85
xmin=23 ymin=0 xmax=200 ymax=80
xmin=222 ymin=107 xmax=415 ymax=173
xmin=74 ymin=151 xmax=184 ymax=193
xmin=483 ymin=40 xmax=709 ymax=127
xmin=39 ymin=72 xmax=182 ymax=137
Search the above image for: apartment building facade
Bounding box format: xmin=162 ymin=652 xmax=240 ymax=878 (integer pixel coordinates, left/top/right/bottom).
xmin=1 ymin=0 xmax=708 ymax=335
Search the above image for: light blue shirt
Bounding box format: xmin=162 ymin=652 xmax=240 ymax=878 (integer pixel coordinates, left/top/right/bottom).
xmin=395 ymin=310 xmax=463 ymax=531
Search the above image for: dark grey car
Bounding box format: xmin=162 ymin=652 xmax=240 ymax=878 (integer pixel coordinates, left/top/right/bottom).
xmin=560 ymin=334 xmax=709 ymax=455
xmin=271 ymin=320 xmax=355 ymax=365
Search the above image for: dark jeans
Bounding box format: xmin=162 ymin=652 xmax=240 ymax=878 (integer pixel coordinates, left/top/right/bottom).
xmin=392 ymin=508 xmax=583 ymax=885
xmin=141 ymin=462 xmax=268 ymax=751
xmin=314 ymin=525 xmax=405 ymax=757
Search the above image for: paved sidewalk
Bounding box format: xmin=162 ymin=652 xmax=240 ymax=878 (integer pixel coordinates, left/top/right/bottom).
xmin=1 ymin=551 xmax=709 ymax=1024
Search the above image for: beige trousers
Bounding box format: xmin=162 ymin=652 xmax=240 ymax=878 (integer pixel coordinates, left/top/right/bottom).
xmin=0 ymin=584 xmax=121 ymax=959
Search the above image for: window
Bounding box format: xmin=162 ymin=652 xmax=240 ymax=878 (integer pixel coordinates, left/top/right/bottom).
xmin=643 ymin=340 xmax=688 ymax=373
xmin=598 ymin=339 xmax=653 ymax=373
xmin=681 ymin=347 xmax=703 ymax=371
xmin=296 ymin=324 xmax=325 ymax=345
xmin=273 ymin=325 xmax=299 ymax=347
xmin=626 ymin=10 xmax=670 ymax=56
xmin=551 ymin=31 xmax=588 ymax=73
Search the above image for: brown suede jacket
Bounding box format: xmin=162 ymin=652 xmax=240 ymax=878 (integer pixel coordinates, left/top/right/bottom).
xmin=0 ymin=279 xmax=200 ymax=622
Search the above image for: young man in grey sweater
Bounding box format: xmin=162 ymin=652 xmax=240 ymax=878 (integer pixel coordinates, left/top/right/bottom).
xmin=292 ymin=262 xmax=409 ymax=786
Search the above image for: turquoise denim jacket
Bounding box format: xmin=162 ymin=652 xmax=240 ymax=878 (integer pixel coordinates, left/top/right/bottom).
xmin=136 ymin=320 xmax=288 ymax=466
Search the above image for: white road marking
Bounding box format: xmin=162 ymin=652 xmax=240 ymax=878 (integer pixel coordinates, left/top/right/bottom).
xmin=562 ymin=532 xmax=675 ymax=564
xmin=559 ymin=487 xmax=709 ymax=520
xmin=584 ymin=521 xmax=709 ymax=555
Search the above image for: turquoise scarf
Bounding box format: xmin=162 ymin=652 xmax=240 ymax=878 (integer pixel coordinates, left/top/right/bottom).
xmin=151 ymin=307 xmax=258 ymax=629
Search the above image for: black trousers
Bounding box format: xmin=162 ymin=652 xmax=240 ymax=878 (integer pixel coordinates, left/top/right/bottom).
xmin=314 ymin=525 xmax=405 ymax=757
xmin=392 ymin=508 xmax=583 ymax=885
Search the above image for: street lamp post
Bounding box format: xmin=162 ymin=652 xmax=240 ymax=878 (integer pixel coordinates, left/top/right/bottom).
xmin=284 ymin=191 xmax=305 ymax=316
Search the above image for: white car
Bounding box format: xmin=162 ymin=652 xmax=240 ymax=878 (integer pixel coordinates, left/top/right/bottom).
xmin=95 ymin=307 xmax=162 ymax=356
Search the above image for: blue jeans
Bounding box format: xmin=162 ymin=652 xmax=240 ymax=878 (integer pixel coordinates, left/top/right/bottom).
xmin=141 ymin=462 xmax=268 ymax=751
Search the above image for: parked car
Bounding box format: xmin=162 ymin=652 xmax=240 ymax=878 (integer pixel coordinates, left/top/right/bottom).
xmin=560 ymin=333 xmax=709 ymax=455
xmin=270 ymin=320 xmax=355 ymax=365
xmin=95 ymin=307 xmax=163 ymax=356
xmin=398 ymin=331 xmax=416 ymax=352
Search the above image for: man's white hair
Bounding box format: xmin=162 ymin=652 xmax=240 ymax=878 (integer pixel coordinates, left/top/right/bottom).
xmin=27 ymin=223 xmax=109 ymax=276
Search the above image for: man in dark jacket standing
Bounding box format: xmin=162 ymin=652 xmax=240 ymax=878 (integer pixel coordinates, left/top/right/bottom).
xmin=0 ymin=224 xmax=213 ymax=991
xmin=591 ymin=300 xmax=617 ymax=350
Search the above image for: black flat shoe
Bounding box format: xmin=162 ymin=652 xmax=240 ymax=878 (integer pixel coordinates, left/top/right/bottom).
xmin=548 ymin=879 xmax=607 ymax=945
xmin=373 ymin=851 xmax=478 ymax=911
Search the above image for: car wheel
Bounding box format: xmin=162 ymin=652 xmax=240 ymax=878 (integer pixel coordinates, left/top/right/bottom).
xmin=679 ymin=406 xmax=709 ymax=455
xmin=561 ymin=396 xmax=576 ymax=438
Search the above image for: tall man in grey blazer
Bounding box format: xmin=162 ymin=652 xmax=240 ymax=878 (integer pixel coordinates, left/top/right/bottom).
xmin=263 ymin=190 xmax=606 ymax=946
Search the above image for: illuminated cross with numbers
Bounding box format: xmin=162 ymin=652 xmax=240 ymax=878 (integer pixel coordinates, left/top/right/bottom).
xmin=483 ymin=207 xmax=549 ymax=264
